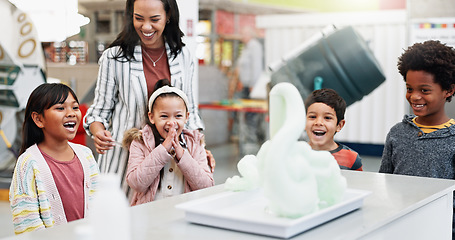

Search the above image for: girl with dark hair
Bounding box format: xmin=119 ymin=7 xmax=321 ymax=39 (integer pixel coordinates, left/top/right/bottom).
xmin=109 ymin=0 xmax=185 ymax=61
xmin=84 ymin=0 xmax=211 ymax=194
xmin=123 ymin=79 xmax=214 ymax=206
xmin=10 ymin=83 xmax=99 ymax=235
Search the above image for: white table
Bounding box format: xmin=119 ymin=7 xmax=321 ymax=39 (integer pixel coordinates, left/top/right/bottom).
xmin=3 ymin=170 xmax=455 ymax=239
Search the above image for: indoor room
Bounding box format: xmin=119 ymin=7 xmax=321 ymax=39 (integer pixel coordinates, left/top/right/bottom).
xmin=0 ymin=0 xmax=455 ymax=239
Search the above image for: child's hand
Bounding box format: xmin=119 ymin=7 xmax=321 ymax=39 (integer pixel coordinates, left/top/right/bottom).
xmin=172 ymin=133 xmax=184 ymax=161
xmin=162 ymin=122 xmax=176 ymax=152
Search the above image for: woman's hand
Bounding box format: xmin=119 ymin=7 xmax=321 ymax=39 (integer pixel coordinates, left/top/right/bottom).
xmin=206 ymin=149 xmax=215 ymax=172
xmin=90 ymin=122 xmax=115 ymax=154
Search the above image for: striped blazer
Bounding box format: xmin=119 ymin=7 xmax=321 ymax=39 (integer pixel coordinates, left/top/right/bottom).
xmin=9 ymin=143 xmax=99 ymax=235
xmin=83 ymin=44 xmax=204 ymax=191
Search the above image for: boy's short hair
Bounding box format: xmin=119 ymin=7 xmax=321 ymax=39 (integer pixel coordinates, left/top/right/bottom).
xmin=398 ymin=40 xmax=455 ymax=102
xmin=304 ymin=88 xmax=346 ymax=124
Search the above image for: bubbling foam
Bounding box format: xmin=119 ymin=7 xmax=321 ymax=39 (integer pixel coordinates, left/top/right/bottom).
xmin=225 ymin=83 xmax=346 ymax=218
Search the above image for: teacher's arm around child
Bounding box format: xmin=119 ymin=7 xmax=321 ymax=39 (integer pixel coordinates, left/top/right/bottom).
xmin=9 ymin=83 xmax=99 ymax=235
xmin=125 ymin=79 xmax=214 ymax=206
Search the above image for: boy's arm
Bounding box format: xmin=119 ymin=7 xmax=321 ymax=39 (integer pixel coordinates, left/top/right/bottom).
xmin=351 ymin=154 xmax=363 ymax=171
xmin=379 ymin=132 xmax=394 ymax=173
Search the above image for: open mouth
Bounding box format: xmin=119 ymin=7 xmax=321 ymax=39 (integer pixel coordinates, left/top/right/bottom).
xmin=165 ymin=127 xmax=179 ymax=133
xmin=411 ymin=103 xmax=426 ymax=112
xmin=313 ymin=130 xmax=326 ymax=137
xmin=413 ymin=103 xmax=425 ymax=108
xmin=142 ymin=31 xmax=155 ymax=38
xmin=63 ymin=122 xmax=77 ymax=130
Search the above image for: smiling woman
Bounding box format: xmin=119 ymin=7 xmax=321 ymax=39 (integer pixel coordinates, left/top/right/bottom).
xmin=83 ymin=0 xmax=211 ymax=196
xmin=133 ymin=0 xmax=167 ymax=49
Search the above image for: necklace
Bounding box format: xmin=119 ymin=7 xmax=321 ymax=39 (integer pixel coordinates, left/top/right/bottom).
xmin=143 ymin=48 xmax=165 ymax=67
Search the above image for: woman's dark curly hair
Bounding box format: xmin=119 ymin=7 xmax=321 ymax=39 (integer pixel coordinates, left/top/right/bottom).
xmin=108 ymin=0 xmax=185 ymax=61
xmin=398 ymin=40 xmax=455 ymax=102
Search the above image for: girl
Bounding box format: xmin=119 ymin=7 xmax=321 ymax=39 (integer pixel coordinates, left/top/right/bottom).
xmin=9 ymin=83 xmax=99 ymax=235
xmin=124 ymin=80 xmax=214 ymax=206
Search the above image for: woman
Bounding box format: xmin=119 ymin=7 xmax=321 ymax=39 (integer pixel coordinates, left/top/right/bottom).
xmin=84 ymin=0 xmax=210 ymax=193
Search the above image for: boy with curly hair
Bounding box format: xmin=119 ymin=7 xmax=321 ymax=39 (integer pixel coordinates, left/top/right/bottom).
xmin=379 ymin=40 xmax=455 ymax=237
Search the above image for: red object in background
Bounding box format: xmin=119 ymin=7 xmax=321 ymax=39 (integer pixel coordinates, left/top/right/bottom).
xmin=379 ymin=0 xmax=406 ymax=10
xmin=238 ymin=14 xmax=256 ymax=31
xmin=70 ymin=103 xmax=88 ymax=146
xmin=187 ymin=19 xmax=193 ymax=37
xmin=216 ymin=10 xmax=235 ymax=35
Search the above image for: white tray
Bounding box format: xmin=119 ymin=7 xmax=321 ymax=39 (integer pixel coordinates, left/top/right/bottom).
xmin=176 ymin=188 xmax=370 ymax=239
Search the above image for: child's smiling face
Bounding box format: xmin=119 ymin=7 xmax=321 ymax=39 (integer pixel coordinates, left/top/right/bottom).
xmin=148 ymin=96 xmax=189 ymax=139
xmin=36 ymin=93 xmax=81 ymax=142
xmin=405 ymin=70 xmax=453 ymax=125
xmin=305 ymin=102 xmax=344 ymax=151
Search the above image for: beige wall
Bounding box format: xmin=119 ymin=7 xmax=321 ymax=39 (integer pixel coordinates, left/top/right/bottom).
xmin=46 ymin=63 xmax=99 ymax=101
xmin=409 ymin=0 xmax=455 ymax=18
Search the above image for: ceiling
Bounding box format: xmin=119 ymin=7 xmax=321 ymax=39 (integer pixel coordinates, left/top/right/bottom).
xmin=78 ymin=0 xmax=307 ymax=15
xmin=199 ymin=0 xmax=307 ymax=15
xmin=78 ymin=0 xmax=125 ymax=11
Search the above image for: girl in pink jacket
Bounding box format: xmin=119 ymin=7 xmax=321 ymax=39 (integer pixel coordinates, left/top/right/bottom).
xmin=124 ymin=80 xmax=214 ymax=206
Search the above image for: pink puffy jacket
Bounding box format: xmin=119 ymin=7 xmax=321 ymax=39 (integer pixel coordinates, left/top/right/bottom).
xmin=126 ymin=125 xmax=214 ymax=206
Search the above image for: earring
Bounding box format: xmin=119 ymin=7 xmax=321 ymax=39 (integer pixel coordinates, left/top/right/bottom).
xmin=167 ymin=19 xmax=170 ymax=24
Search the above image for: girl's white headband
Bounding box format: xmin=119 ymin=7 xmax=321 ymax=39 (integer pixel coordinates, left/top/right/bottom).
xmin=148 ymin=86 xmax=189 ymax=112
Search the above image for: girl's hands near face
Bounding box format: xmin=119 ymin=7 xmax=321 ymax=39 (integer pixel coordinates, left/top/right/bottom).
xmin=162 ymin=122 xmax=176 ymax=153
xmin=172 ymin=132 xmax=184 ymax=160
